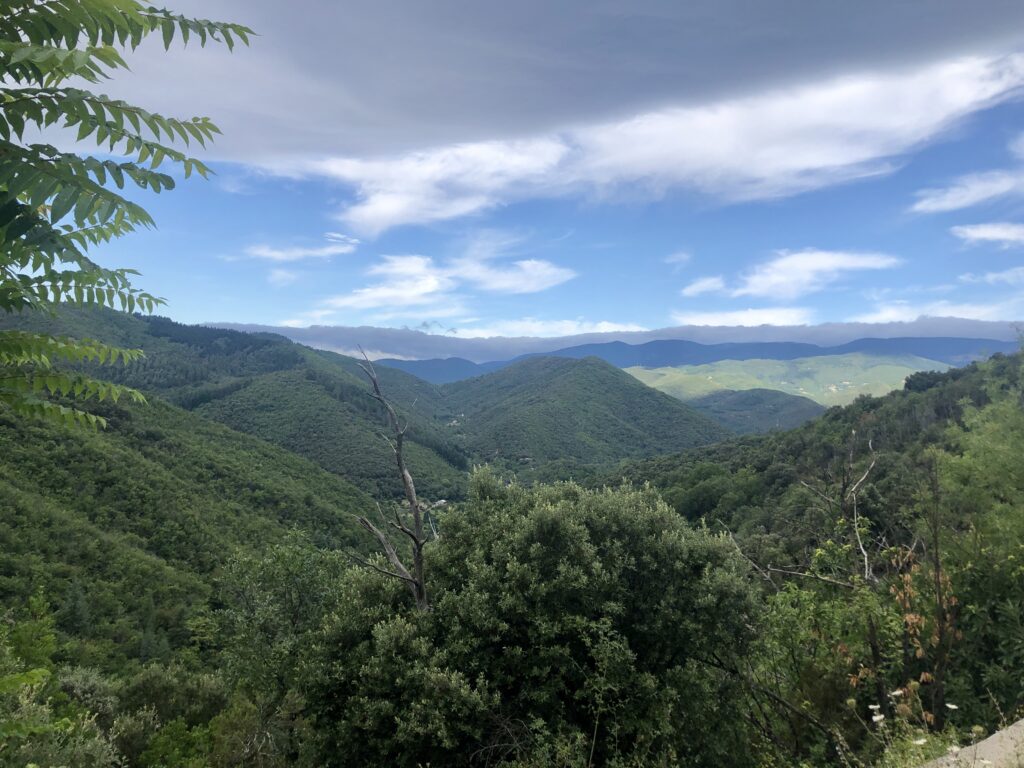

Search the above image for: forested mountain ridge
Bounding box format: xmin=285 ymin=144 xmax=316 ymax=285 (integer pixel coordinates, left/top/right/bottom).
xmin=0 ymin=396 xmax=372 ymax=668
xmin=684 ymin=387 xmax=826 ymax=434
xmin=439 ymin=355 xmax=729 ymax=480
xmin=0 ymin=308 xmax=728 ymax=493
xmin=0 ymin=307 xmax=469 ymax=499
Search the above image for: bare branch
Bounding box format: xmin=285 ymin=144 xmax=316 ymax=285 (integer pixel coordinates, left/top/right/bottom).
xmin=354 ymin=516 xmax=415 ymax=584
xmin=848 ymin=438 xmax=877 ymax=583
xmin=344 ymin=550 xmax=417 ymax=585
xmin=354 ymin=346 xmax=431 ymax=611
xmin=722 ymin=527 xmax=779 ymax=591
xmin=765 ymin=566 xmax=856 ymax=590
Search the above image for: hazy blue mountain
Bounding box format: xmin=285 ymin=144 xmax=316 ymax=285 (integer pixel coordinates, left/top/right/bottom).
xmin=377 ymin=357 xmax=507 ymax=384
xmin=212 ymin=317 xmax=1021 ymax=362
xmin=377 ymin=337 xmax=1017 ymax=383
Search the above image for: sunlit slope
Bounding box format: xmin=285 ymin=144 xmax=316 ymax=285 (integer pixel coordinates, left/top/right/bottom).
xmin=627 ymin=353 xmax=950 ymax=406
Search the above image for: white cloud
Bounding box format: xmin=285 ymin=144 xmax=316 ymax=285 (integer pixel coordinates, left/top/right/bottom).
xmin=450 ymin=318 xmax=648 ymax=338
xmin=849 ymin=296 xmax=1024 ymax=322
xmin=681 ymin=276 xmax=726 ymax=297
xmin=671 ymin=308 xmax=815 ymax=326
xmin=278 ymin=308 xmax=338 ymax=327
xmin=960 ymin=266 xmax=1024 ymax=285
xmin=910 ymin=170 xmax=1024 ymax=213
xmin=303 ymin=53 xmax=1024 ymax=235
xmin=664 ymin=251 xmax=692 ymax=265
xmin=453 ymin=258 xmax=576 ymax=293
xmin=325 ymin=255 xmax=456 ymax=310
xmin=732 ymin=249 xmax=900 ymax=300
xmin=301 ymin=233 xmax=575 ymax=323
xmin=268 ymin=268 xmax=298 ymax=287
xmin=246 ymin=232 xmax=360 ymax=261
xmin=950 ymin=222 xmax=1024 ymax=247
xmin=314 ymin=140 xmax=569 ymax=235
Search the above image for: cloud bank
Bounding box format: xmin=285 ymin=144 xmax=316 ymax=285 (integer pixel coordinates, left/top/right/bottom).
xmin=302 ymin=54 xmax=1024 ymax=235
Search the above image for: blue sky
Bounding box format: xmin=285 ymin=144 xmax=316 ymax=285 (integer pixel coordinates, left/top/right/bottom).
xmin=93 ymin=2 xmax=1024 ymax=337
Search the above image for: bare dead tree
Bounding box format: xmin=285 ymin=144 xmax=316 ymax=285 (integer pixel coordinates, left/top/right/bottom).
xmin=347 ymin=348 xmax=431 ymax=611
xmin=847 ymin=437 xmax=877 ymax=584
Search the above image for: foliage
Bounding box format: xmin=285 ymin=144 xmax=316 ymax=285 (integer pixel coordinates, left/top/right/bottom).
xmin=0 ymin=395 xmax=371 ymax=671
xmin=0 ymin=0 xmax=250 ymax=426
xmin=298 ymin=473 xmax=758 ymax=767
xmin=613 ymin=352 xmax=1024 ymax=764
xmin=2 ymin=303 xmax=1022 ymax=765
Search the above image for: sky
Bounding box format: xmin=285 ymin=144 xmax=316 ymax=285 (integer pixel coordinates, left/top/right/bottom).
xmin=90 ymin=0 xmax=1024 ymax=337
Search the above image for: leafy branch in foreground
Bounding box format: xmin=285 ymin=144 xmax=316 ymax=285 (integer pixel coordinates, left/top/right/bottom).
xmin=0 ymin=1 xmax=252 ymax=426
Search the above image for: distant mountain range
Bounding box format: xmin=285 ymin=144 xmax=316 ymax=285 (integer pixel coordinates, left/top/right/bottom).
xmin=212 ymin=317 xmax=1021 ymax=363
xmin=1 ymin=308 xmax=730 ymax=493
xmin=376 ymin=337 xmax=1017 ymax=384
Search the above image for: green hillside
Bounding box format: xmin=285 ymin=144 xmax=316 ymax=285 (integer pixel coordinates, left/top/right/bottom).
xmin=685 ymin=388 xmax=825 ymax=434
xmin=442 ymin=356 xmax=729 ymax=480
xmin=0 ymin=397 xmax=372 ymax=669
xmin=627 ymin=352 xmax=950 ymax=406
xmin=0 ymin=307 xmax=469 ymax=499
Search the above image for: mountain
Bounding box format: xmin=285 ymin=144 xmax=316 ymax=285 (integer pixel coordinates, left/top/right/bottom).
xmin=627 ymin=352 xmax=951 ymax=406
xmin=0 ymin=306 xmax=469 ymax=499
xmin=214 ymin=317 xmax=1022 ymax=363
xmin=684 ymin=388 xmax=826 ymax=434
xmin=378 ymin=356 xmax=507 ymax=384
xmin=1 ymin=308 xmax=730 ymax=493
xmin=0 ymin=395 xmax=372 ymax=666
xmin=377 ymin=337 xmax=1016 ymax=384
xmin=440 ymin=356 xmax=729 ymax=481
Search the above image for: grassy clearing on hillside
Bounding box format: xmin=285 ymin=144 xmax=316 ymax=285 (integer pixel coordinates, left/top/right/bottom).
xmin=627 ymin=352 xmax=950 ymax=406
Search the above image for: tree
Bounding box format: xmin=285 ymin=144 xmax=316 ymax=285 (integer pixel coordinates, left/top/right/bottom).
xmin=0 ymin=1 xmax=251 ymax=427
xmin=303 ymin=473 xmax=758 ymax=767
xmin=349 ymin=351 xmax=433 ymax=610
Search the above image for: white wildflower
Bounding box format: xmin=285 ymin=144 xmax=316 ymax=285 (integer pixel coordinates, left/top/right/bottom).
xmin=912 ymin=738 xmax=927 ymax=745
xmin=872 ymin=714 xmax=885 ymax=723
xmin=946 ymin=703 xmax=959 ymax=710
xmin=868 ymin=704 xmax=881 ymax=711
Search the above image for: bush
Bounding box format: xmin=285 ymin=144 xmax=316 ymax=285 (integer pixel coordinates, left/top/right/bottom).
xmin=301 ymin=472 xmax=758 ymax=767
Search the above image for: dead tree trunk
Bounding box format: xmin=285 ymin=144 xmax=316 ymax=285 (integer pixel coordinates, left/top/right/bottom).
xmin=349 ymin=350 xmax=431 ymax=611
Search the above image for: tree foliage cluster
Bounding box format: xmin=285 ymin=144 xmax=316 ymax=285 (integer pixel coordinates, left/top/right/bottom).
xmin=0 ymin=0 xmax=251 ymax=427
xmin=610 ymin=352 xmax=1024 ymax=764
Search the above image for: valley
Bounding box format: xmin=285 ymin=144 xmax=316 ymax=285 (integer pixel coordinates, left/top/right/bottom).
xmin=1 ymin=305 xmax=1022 ymax=766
